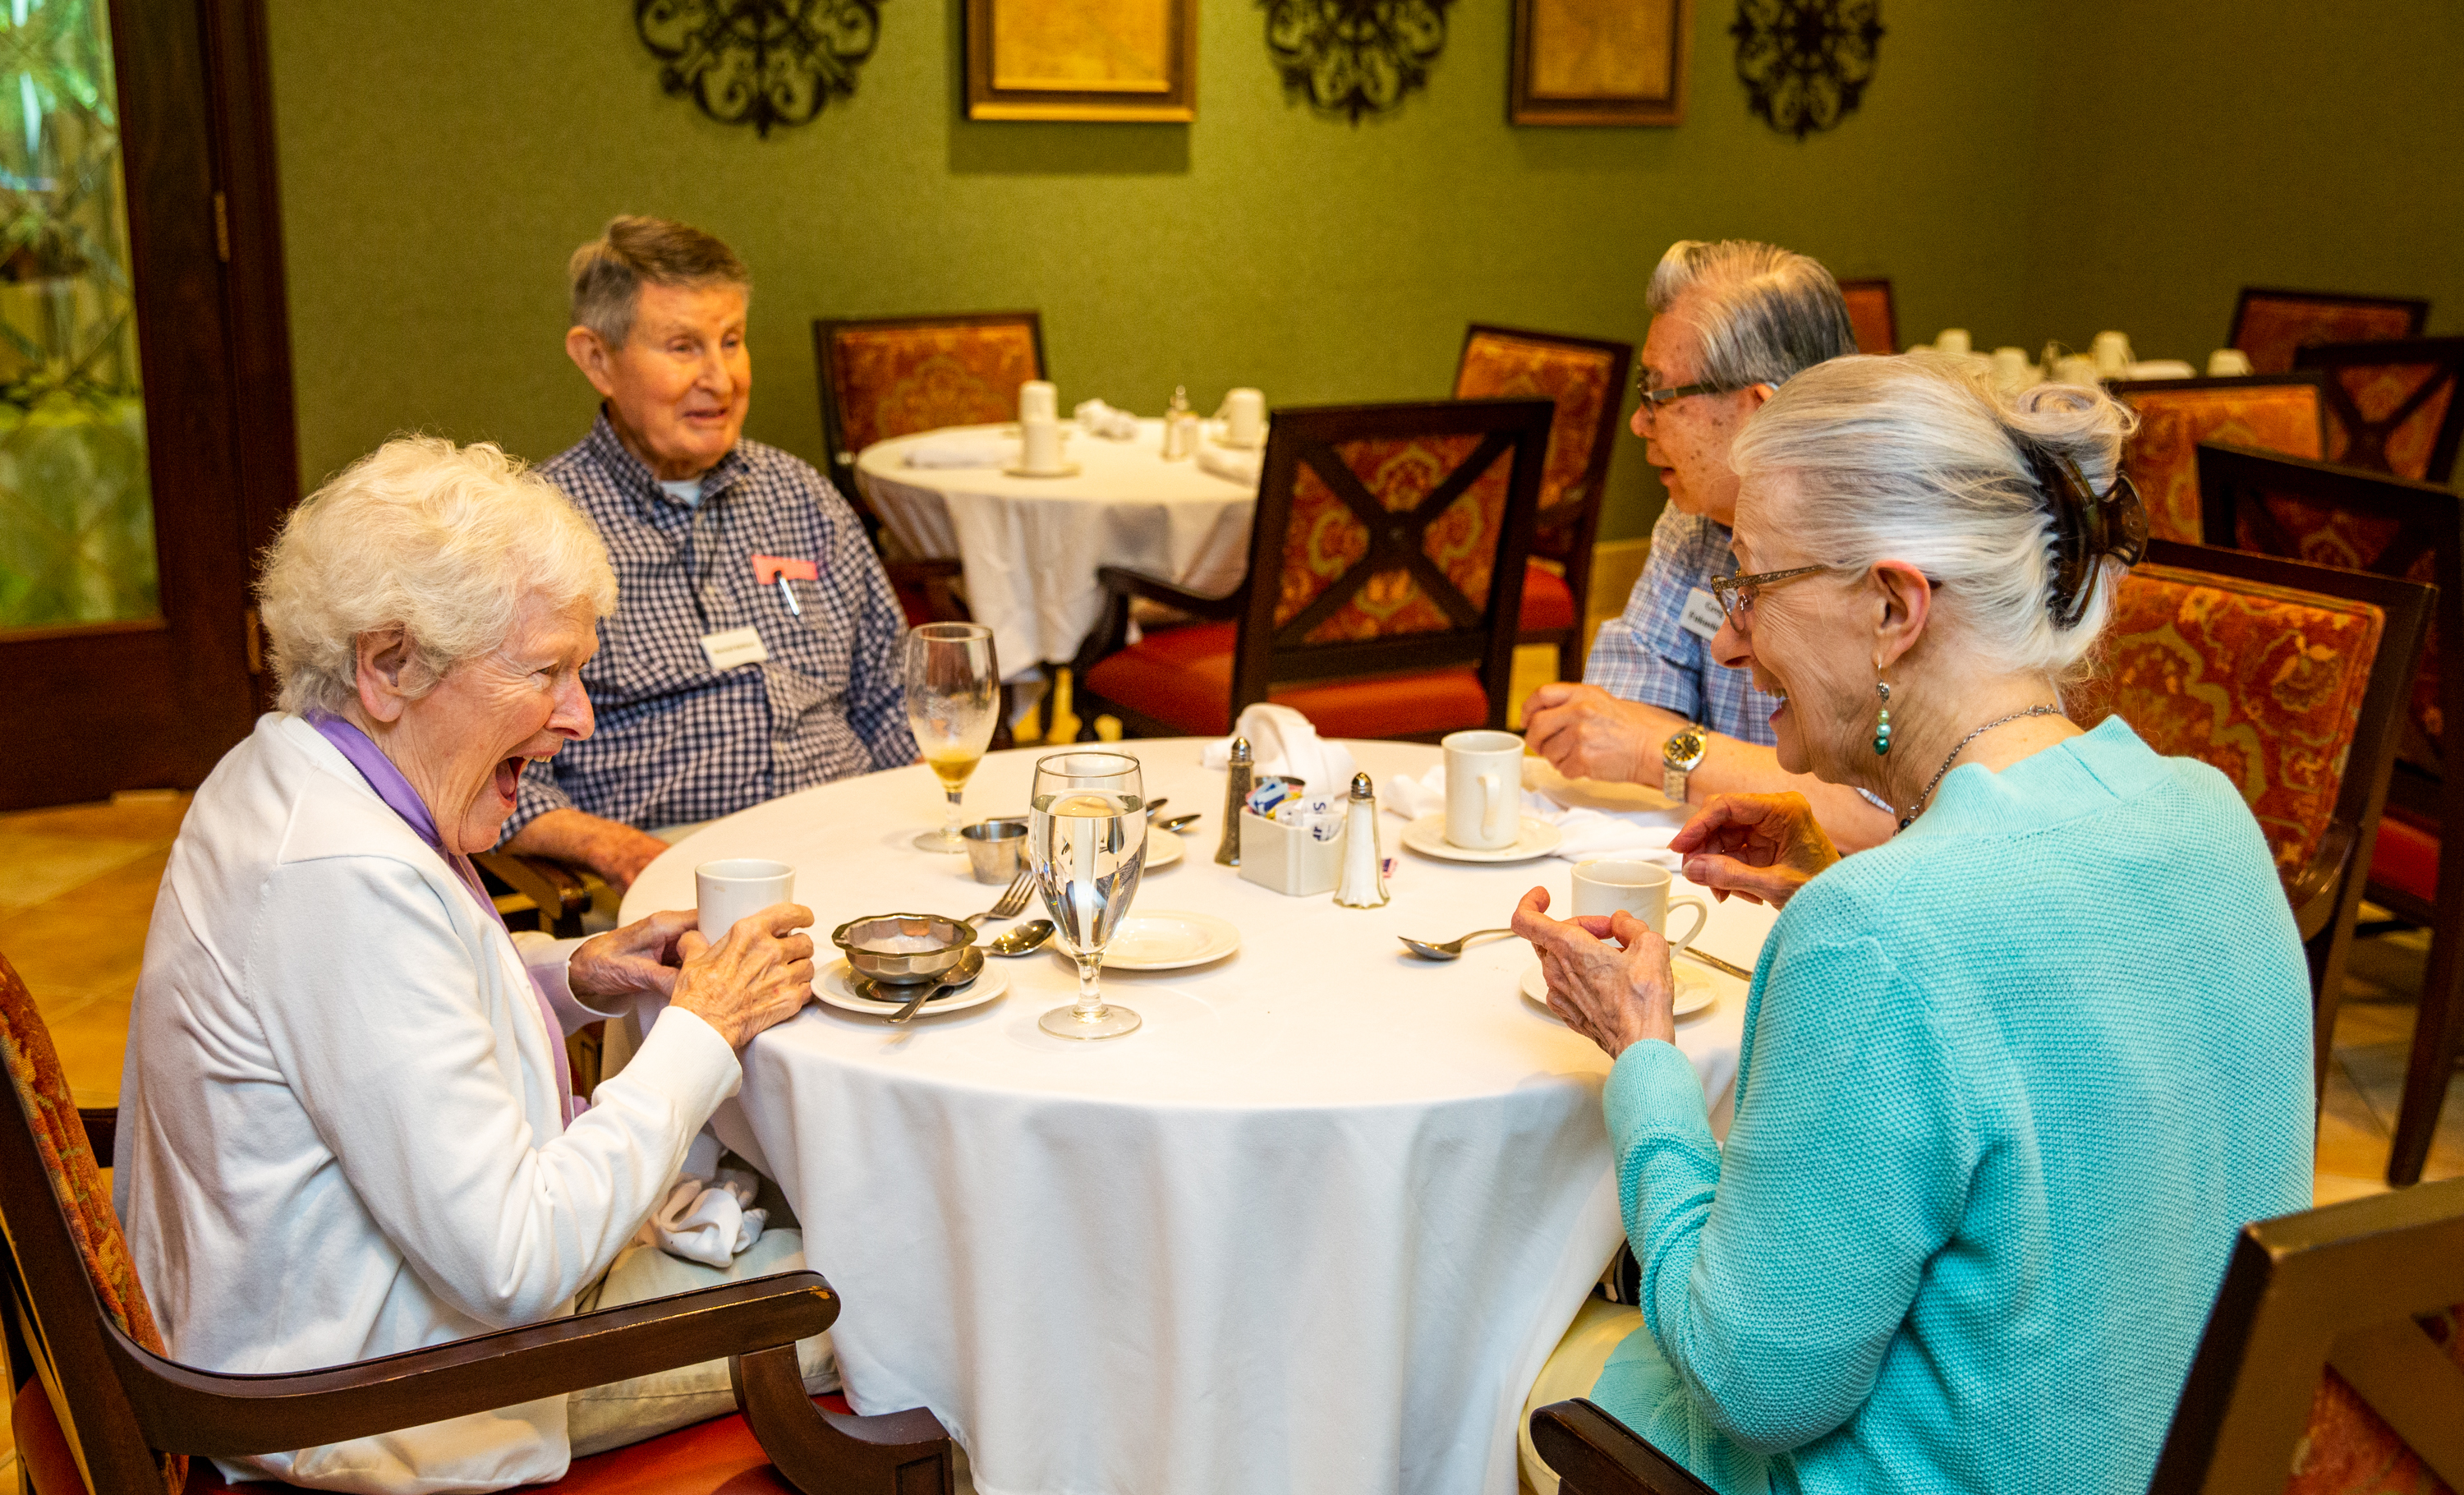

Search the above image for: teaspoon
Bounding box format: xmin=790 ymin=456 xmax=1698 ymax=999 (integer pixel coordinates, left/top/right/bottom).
xmin=985 ymin=918 xmax=1057 ymax=957
xmin=1398 ymin=928 xmax=1515 ymax=960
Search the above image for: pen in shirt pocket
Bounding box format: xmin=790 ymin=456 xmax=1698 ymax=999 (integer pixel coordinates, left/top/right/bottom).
xmin=752 ymin=554 xmax=820 ymax=618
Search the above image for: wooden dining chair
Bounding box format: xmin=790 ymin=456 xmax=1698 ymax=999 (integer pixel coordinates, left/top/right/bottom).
xmin=1070 ymin=398 xmax=1554 ymax=742
xmin=2110 ymin=373 xmax=2325 ymax=541
xmin=812 ymin=311 xmax=1046 ymax=627
xmin=1452 ymin=324 xmax=1634 ymax=678
xmin=1833 ymin=277 xmax=1896 ymax=355
xmin=0 ymin=949 xmax=955 ymax=1495
xmin=2293 ymin=336 xmax=2464 ymax=485
xmin=1529 ymin=1178 xmax=2464 ymax=1495
xmin=2072 ymin=539 xmax=2431 ymax=1091
xmin=2228 ymin=288 xmax=2430 ymax=376
xmin=2199 ymin=443 xmax=2464 ymax=1185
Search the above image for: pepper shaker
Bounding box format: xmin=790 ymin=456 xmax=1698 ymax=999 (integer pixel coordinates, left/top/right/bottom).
xmin=1216 ymin=737 xmax=1252 ymax=866
xmin=1334 ymin=772 xmax=1390 ymax=908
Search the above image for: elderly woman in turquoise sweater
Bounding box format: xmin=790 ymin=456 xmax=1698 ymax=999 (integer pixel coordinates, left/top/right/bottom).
xmin=1513 ymin=353 xmax=2315 ymax=1494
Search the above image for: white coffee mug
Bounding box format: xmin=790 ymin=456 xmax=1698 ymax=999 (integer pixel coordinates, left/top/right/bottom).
xmin=2054 ymin=354 xmax=2103 ymax=388
xmin=1223 ymin=388 xmax=1266 ymax=448
xmin=1019 ymin=417 xmax=1063 ymax=472
xmin=696 ymin=858 xmax=795 ymax=943
xmin=1441 ymin=729 xmax=1524 ymax=850
xmin=2091 ymin=330 xmax=2135 ymax=378
xmin=1990 ymin=346 xmax=2035 ymax=391
xmin=1570 ymin=859 xmax=1709 ymax=952
xmin=1018 ymin=380 xmax=1059 ymax=425
xmin=1932 ymin=327 xmax=1972 ymax=358
xmin=2207 ymin=347 xmax=2255 ymax=377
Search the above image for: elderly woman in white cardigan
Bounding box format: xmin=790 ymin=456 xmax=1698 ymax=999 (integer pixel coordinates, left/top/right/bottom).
xmin=113 ymin=436 xmax=830 ymax=1492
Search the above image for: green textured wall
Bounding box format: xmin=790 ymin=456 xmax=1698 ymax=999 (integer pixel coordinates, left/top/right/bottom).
xmin=266 ymin=0 xmax=2048 ymax=542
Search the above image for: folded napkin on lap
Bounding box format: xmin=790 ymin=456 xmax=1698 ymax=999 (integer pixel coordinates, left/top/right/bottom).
xmin=641 ymin=1130 xmax=769 ymax=1267
xmin=1196 ymin=445 xmax=1262 ymax=487
xmin=1074 ymin=398 xmax=1142 ymax=440
xmin=1200 ymin=702 xmax=1359 ymax=794
xmin=1383 ymin=765 xmax=1690 ymax=865
xmin=902 ymin=435 xmax=1012 ymax=469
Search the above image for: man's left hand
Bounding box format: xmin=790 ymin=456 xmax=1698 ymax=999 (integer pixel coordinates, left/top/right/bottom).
xmin=568 ymin=909 xmax=697 ymax=1005
xmin=1522 ymin=683 xmax=1676 ymax=785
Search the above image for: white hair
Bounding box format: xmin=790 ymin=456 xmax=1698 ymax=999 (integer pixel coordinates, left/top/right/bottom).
xmin=1728 ymin=352 xmax=2138 ymax=683
xmin=1646 ymin=240 xmax=1859 ymax=389
xmin=258 ymin=435 xmax=616 ymax=716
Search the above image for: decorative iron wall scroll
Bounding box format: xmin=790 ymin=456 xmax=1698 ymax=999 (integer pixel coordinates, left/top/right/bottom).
xmin=1262 ymin=0 xmax=1454 ymax=125
xmin=1731 ymin=0 xmax=1879 ymax=140
xmin=637 ymin=0 xmax=881 ymax=136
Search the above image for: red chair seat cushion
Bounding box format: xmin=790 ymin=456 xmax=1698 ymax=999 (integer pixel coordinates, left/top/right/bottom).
xmin=1518 ymin=564 xmax=1575 ymax=633
xmin=1081 ymin=621 xmax=1490 ymax=738
xmin=2370 ymin=812 xmax=2439 ymax=906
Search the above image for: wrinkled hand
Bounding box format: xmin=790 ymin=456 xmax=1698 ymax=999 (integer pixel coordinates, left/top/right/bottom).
xmin=1510 ymin=887 xmax=1674 ymax=1058
xmin=568 ymin=908 xmax=699 ymax=1005
xmin=1669 ymin=793 xmax=1841 ymax=908
xmin=1520 ymin=683 xmax=1667 ymax=785
xmin=667 ymin=903 xmax=818 ymax=1050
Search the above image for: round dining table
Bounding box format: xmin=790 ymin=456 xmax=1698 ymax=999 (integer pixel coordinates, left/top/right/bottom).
xmin=855 ymin=420 xmax=1259 ymax=683
xmin=623 ymin=738 xmax=1776 ymax=1495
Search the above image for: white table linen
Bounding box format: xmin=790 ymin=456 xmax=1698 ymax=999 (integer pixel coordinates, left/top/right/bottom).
xmin=623 ymin=739 xmax=1774 ymax=1495
xmin=857 ymin=420 xmax=1258 ymax=679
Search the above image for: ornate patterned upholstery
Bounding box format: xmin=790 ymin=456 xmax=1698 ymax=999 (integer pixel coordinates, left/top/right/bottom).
xmin=816 ymin=315 xmax=1042 ymax=460
xmin=2283 ymin=1307 xmax=2464 ymax=1495
xmin=1836 ymin=278 xmax=1896 ymax=354
xmin=2231 ymin=289 xmax=2427 ymax=375
xmin=2083 ymin=563 xmax=2385 ymax=885
xmin=1453 ymin=330 xmax=1618 ymax=552
xmin=2116 ymin=379 xmax=2324 ymax=541
xmin=1277 ymin=434 xmax=1510 ymax=643
xmin=0 ymin=950 xmax=186 ymax=1492
xmin=2297 ymin=339 xmax=2464 ymax=483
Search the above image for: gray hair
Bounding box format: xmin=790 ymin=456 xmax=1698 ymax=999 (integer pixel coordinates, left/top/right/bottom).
xmin=259 ymin=435 xmax=617 ymax=716
xmin=568 ymin=214 xmax=750 ymax=347
xmin=1727 ymin=352 xmax=2139 ymax=683
xmin=1646 ymin=240 xmax=1859 ymax=389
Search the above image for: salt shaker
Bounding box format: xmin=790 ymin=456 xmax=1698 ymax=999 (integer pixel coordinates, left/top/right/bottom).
xmin=1334 ymin=772 xmax=1389 ymax=908
xmin=1216 ymin=737 xmax=1252 ymax=866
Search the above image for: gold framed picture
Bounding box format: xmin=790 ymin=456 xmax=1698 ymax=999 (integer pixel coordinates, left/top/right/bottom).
xmin=1510 ymin=0 xmax=1690 ymax=126
xmin=965 ymin=0 xmax=1199 ymax=122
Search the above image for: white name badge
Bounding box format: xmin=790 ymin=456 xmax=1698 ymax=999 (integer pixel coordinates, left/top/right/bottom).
xmin=700 ymin=626 xmax=771 ymax=672
xmin=1679 ymin=587 xmax=1726 ymax=642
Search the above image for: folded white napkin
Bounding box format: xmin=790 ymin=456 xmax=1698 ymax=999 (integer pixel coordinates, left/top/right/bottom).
xmin=1196 ymin=445 xmax=1262 ymax=488
xmin=903 ymin=435 xmax=1011 ymax=469
xmin=1383 ymin=765 xmax=1688 ymax=866
xmin=641 ymin=1130 xmax=769 ymax=1267
xmin=1074 ymin=398 xmax=1141 ymax=440
xmin=1200 ymin=702 xmax=1359 ymax=795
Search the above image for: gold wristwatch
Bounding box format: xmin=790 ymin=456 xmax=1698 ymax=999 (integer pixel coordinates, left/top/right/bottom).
xmin=1662 ymin=722 xmax=1709 ymax=803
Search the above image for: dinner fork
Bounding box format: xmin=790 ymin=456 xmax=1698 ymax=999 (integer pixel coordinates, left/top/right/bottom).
xmin=963 ymin=867 xmax=1037 ymax=927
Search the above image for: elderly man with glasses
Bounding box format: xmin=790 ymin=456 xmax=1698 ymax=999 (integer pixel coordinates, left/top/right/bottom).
xmin=1522 ymin=239 xmax=1894 ymax=849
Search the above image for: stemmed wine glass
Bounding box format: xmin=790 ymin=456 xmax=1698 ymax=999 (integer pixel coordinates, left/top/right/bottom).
xmin=903 ymin=623 xmax=1000 ymax=853
xmin=1028 ymin=750 xmax=1146 ymax=1041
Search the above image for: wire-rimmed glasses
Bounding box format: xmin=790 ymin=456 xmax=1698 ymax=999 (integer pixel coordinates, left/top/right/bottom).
xmin=1707 ymin=564 xmax=1833 ymax=629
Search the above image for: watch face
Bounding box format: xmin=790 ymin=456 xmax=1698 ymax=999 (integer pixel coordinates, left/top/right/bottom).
xmin=1665 ymin=725 xmax=1708 ymax=769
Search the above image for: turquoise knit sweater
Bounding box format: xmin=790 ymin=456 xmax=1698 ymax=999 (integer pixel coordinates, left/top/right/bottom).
xmin=1590 ymin=717 xmax=2315 ymax=1494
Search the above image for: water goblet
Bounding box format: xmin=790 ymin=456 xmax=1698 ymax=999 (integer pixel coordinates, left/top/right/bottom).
xmin=904 ymin=623 xmax=1000 ymax=853
xmin=1028 ymin=750 xmax=1146 ymax=1040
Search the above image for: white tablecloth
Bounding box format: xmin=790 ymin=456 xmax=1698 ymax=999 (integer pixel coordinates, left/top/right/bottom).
xmin=857 ymin=421 xmax=1258 ymax=678
xmin=622 ymin=739 xmax=1776 ymax=1495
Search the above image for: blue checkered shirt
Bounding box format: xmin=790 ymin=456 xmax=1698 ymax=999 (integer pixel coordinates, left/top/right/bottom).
xmin=504 ymin=413 xmax=917 ymax=840
xmin=1584 ymin=506 xmax=1781 ymax=748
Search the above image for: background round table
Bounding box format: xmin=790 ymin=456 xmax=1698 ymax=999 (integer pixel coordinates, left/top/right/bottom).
xmin=856 ymin=421 xmax=1258 ymax=681
xmin=623 ymin=739 xmax=1776 ymax=1495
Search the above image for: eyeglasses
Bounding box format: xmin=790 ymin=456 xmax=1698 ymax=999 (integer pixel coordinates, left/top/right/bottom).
xmin=1634 ymin=378 xmax=1746 ymax=419
xmin=1708 ymin=564 xmax=1832 ymax=628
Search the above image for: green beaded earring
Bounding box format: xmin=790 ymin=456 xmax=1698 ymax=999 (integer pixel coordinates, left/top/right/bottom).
xmin=1873 ymin=679 xmax=1892 ymax=756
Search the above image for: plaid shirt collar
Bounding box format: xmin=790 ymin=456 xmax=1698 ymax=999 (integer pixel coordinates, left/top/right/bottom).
xmin=577 ymin=407 xmax=752 ymax=522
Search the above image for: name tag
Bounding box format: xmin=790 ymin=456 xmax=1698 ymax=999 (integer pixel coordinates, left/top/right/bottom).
xmin=1679 ymin=587 xmax=1726 ymax=642
xmin=701 ymin=626 xmax=771 ymax=671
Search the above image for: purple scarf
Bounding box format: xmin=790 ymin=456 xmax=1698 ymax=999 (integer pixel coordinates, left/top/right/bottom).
xmin=306 ymin=711 xmax=578 ymax=1128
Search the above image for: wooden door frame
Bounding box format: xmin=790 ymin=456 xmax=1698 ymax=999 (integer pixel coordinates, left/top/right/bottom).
xmin=0 ymin=0 xmax=297 ymax=809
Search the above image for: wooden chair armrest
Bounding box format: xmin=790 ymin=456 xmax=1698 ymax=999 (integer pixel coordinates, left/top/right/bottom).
xmin=2286 ymin=819 xmax=2358 ymax=942
xmin=1093 ymin=566 xmax=1246 ymax=619
xmin=1529 ymin=1399 xmax=1720 ymax=1495
xmin=106 ymin=1271 xmax=839 ymax=1457
xmin=472 ymin=850 xmax=595 ymax=937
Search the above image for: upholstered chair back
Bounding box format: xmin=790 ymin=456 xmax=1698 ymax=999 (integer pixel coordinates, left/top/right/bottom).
xmin=2114 ymin=375 xmax=2325 ymax=542
xmin=2295 ymin=337 xmax=2464 ymax=485
xmin=2228 ymin=288 xmax=2427 ymax=376
xmin=814 ymin=313 xmax=1045 ymax=473
xmin=1452 ymin=326 xmax=1629 ymax=566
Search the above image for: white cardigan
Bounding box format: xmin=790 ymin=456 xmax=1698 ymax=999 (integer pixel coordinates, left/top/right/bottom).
xmin=113 ymin=715 xmax=742 ymax=1492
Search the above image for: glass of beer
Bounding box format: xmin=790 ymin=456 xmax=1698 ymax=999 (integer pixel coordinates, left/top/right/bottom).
xmin=903 ymin=623 xmax=1000 ymax=853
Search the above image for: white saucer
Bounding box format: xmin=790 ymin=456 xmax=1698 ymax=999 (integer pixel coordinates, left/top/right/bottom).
xmin=1400 ymin=813 xmax=1565 ymax=863
xmin=1097 ymin=910 xmax=1239 ymax=970
xmin=1520 ymin=961 xmax=1717 ymax=1018
xmin=819 ymin=958 xmax=1009 ymax=1019
xmin=1145 ymin=828 xmax=1184 ymax=870
xmin=1002 ymin=461 xmax=1083 ymax=478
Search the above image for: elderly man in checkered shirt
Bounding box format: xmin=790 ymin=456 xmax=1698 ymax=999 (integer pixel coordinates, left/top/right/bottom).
xmin=499 ymin=217 xmax=916 ymax=887
xmin=1522 ymin=240 xmax=1894 ymax=850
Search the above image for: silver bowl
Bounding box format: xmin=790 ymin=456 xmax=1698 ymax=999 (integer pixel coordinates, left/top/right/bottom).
xmin=832 ymin=913 xmax=977 ymax=985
